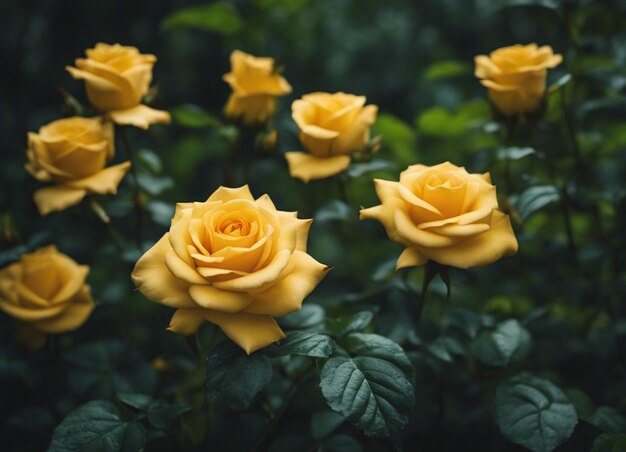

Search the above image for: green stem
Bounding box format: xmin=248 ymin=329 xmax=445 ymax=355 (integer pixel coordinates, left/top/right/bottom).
xmin=528 ymin=123 xmax=578 ymax=266
xmin=337 ymin=174 xmax=349 ymax=204
xmin=119 ymin=126 xmax=143 ymax=249
xmin=89 ymin=198 xmax=124 ymax=252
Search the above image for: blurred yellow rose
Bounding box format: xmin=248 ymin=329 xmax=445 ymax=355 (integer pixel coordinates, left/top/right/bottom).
xmin=223 ymin=50 xmax=292 ymax=126
xmin=285 ymin=92 xmax=378 ymax=183
xmin=132 ymin=185 xmax=329 ymax=354
xmin=360 ymin=162 xmax=518 ymax=269
xmin=474 ymin=43 xmax=562 ymax=116
xmin=26 ymin=116 xmax=131 ymax=216
xmin=0 ymin=246 xmax=95 ymax=344
xmin=66 ymin=43 xmax=171 ymax=129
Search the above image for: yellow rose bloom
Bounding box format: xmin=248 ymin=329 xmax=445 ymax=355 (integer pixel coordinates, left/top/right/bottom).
xmin=360 ymin=162 xmax=518 ymax=269
xmin=132 ymin=185 xmax=329 ymax=354
xmin=223 ymin=50 xmax=292 ymax=126
xmin=285 ymin=92 xmax=378 ymax=183
xmin=0 ymin=246 xmax=95 ymax=337
xmin=25 ymin=116 xmax=131 ymax=216
xmin=474 ymin=43 xmax=562 ymax=117
xmin=66 ymin=43 xmax=171 ymax=129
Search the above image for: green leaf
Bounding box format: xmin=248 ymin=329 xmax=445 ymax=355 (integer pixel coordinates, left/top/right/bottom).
xmin=320 ymin=434 xmax=363 ymax=452
xmin=315 ymin=200 xmax=351 ymax=224
xmin=146 ymin=400 xmax=193 ymax=432
xmin=172 ymin=103 xmax=221 ymax=128
xmin=266 ymin=331 xmax=335 ymax=358
xmin=497 ymin=147 xmax=538 ymax=161
xmin=161 ymin=2 xmax=243 ymax=33
xmin=586 ymin=406 xmax=626 ymax=433
xmin=320 ymin=334 xmax=414 ymax=438
xmin=268 ymin=435 xmax=312 ymax=452
xmin=0 ymin=230 xmax=51 ymax=267
xmin=514 ymin=185 xmax=560 ymax=221
xmin=417 ymin=101 xmax=489 ymax=138
xmin=326 ymin=311 xmax=373 ymax=338
xmin=347 ymin=160 xmax=396 ymax=178
xmin=424 ymin=60 xmax=471 ymax=80
xmin=117 ymin=393 xmax=152 ymax=411
xmin=548 ymin=73 xmax=572 ymax=94
xmin=428 ymin=336 xmax=465 ymax=363
xmin=49 ymin=400 xmax=146 ymax=452
xmin=563 ymin=388 xmax=594 ymax=419
xmin=279 ymin=303 xmax=325 ymax=329
xmin=470 ymin=319 xmax=532 ymax=367
xmin=137 ymin=173 xmax=174 ymax=196
xmin=371 ymin=113 xmax=415 ymax=166
xmin=495 ymin=373 xmax=577 ymax=452
xmin=146 ymin=200 xmax=175 ymax=227
xmin=592 ymin=433 xmax=626 ymax=452
xmin=64 ymin=340 xmax=157 ymax=399
xmin=205 ymin=341 xmax=273 ymax=411
xmin=137 ymin=149 xmax=162 ymax=173
xmin=310 ymin=410 xmax=345 ymax=441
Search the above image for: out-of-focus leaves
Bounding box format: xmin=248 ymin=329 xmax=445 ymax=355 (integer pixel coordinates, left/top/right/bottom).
xmin=145 ymin=200 xmax=175 ymax=227
xmin=326 ymin=311 xmax=373 ymax=338
xmin=514 ymin=185 xmax=560 ymax=221
xmin=266 ymin=331 xmax=335 ymax=358
xmin=585 ymin=407 xmax=626 ymax=433
xmin=548 ymin=73 xmax=572 ymax=94
xmin=172 ymin=104 xmax=221 ymax=128
xmin=371 ymin=113 xmax=415 ymax=166
xmin=279 ymin=303 xmax=325 ymax=330
xmin=137 ymin=149 xmax=162 ymax=173
xmin=564 ymin=388 xmax=594 ymax=419
xmin=117 ymin=393 xmax=192 ymax=432
xmin=49 ymin=400 xmax=146 ymax=452
xmin=315 ymin=200 xmax=351 ymax=224
xmin=495 ymin=373 xmax=577 ymax=452
xmin=0 ymin=230 xmax=51 ymax=267
xmin=428 ymin=336 xmax=466 ymax=363
xmin=320 ymin=334 xmax=415 ymax=438
xmin=137 ymin=173 xmax=174 ymax=196
xmin=347 ymin=160 xmax=397 ymax=178
xmin=205 ymin=341 xmax=273 ymax=411
xmin=64 ymin=340 xmax=158 ymax=399
xmin=424 ymin=60 xmax=471 ymax=80
xmin=417 ymin=101 xmax=489 ymax=138
xmin=592 ymin=433 xmax=626 ymax=452
xmin=470 ymin=319 xmax=532 ymax=367
xmin=320 ymin=434 xmax=363 ymax=452
xmin=161 ymin=2 xmax=243 ymax=34
xmin=268 ymin=435 xmax=312 ymax=452
xmin=497 ymin=147 xmax=538 ymax=161
xmin=310 ymin=410 xmax=345 ymax=441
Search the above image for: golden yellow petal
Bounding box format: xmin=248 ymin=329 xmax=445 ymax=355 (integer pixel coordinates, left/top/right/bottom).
xmin=284 ymin=152 xmax=351 ymax=183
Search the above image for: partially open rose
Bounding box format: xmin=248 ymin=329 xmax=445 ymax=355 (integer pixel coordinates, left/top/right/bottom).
xmin=285 ymin=92 xmax=378 ymax=182
xmin=0 ymin=246 xmax=95 ymax=342
xmin=66 ymin=43 xmax=171 ymax=129
xmin=360 ymin=162 xmax=518 ymax=269
xmin=26 ymin=116 xmax=130 ymax=216
xmin=132 ymin=185 xmax=329 ymax=354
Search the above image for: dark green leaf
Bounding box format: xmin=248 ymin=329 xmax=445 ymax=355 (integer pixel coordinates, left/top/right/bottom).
xmin=310 ymin=410 xmax=345 ymax=441
xmin=592 ymin=433 xmax=626 ymax=452
xmin=514 ymin=185 xmax=560 ymax=221
xmin=279 ymin=303 xmax=325 ymax=329
xmin=495 ymin=373 xmax=577 ymax=452
xmin=64 ymin=340 xmax=157 ymax=399
xmin=586 ymin=407 xmax=626 ymax=433
xmin=172 ymin=104 xmax=221 ymax=128
xmin=424 ymin=60 xmax=471 ymax=80
xmin=470 ymin=319 xmax=532 ymax=367
xmin=497 ymin=147 xmax=538 ymax=161
xmin=320 ymin=434 xmax=363 ymax=452
xmin=49 ymin=400 xmax=146 ymax=452
xmin=137 ymin=148 xmax=162 ymax=173
xmin=428 ymin=336 xmax=465 ymax=363
xmin=146 ymin=200 xmax=175 ymax=227
xmin=371 ymin=113 xmax=415 ymax=166
xmin=327 ymin=311 xmax=373 ymax=338
xmin=205 ymin=341 xmax=273 ymax=411
xmin=161 ymin=2 xmax=243 ymax=33
xmin=268 ymin=435 xmax=312 ymax=452
xmin=315 ymin=200 xmax=351 ymax=224
xmin=266 ymin=331 xmax=335 ymax=358
xmin=343 ymin=333 xmax=414 ymax=381
xmin=563 ymin=388 xmax=594 ymax=419
xmin=347 ymin=160 xmax=396 ymax=178
xmin=146 ymin=401 xmax=193 ymax=432
xmin=116 ymin=393 xmax=152 ymax=411
xmin=137 ymin=173 xmax=174 ymax=196
xmin=548 ymin=73 xmax=572 ymax=94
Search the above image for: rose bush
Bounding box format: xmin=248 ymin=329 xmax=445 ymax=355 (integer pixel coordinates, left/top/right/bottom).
xmin=223 ymin=50 xmax=292 ymax=126
xmin=25 ymin=116 xmax=130 ymax=215
xmin=285 ymin=92 xmax=378 ymax=182
xmin=474 ymin=43 xmax=562 ymax=116
xmin=0 ymin=246 xmax=94 ymax=341
xmin=360 ymin=162 xmax=518 ymax=269
xmin=66 ymin=43 xmax=171 ymax=129
xmin=132 ymin=185 xmax=329 ymax=354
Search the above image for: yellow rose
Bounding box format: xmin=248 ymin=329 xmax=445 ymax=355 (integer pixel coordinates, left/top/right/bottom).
xmin=0 ymin=246 xmax=95 ymax=339
xmin=26 ymin=116 xmax=131 ymax=216
xmin=360 ymin=162 xmax=518 ymax=269
xmin=131 ymin=185 xmax=329 ymax=354
xmin=223 ymin=50 xmax=292 ymax=126
xmin=66 ymin=43 xmax=171 ymax=129
xmin=285 ymin=92 xmax=378 ymax=183
xmin=474 ymin=43 xmax=562 ymax=116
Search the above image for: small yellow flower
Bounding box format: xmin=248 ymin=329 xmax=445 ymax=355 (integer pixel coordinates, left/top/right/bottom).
xmin=223 ymin=50 xmax=292 ymax=126
xmin=475 ymin=43 xmax=562 ymax=117
xmin=360 ymin=162 xmax=518 ymax=269
xmin=66 ymin=43 xmax=171 ymax=129
xmin=0 ymin=246 xmax=95 ymax=343
xmin=26 ymin=116 xmax=130 ymax=216
xmin=285 ymin=92 xmax=378 ymax=183
xmin=132 ymin=185 xmax=329 ymax=354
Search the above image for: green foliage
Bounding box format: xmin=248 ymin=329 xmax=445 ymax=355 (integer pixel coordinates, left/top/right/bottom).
xmin=161 ymin=2 xmax=243 ymax=33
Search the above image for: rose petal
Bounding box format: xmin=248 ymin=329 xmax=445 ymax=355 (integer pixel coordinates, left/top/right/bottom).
xmin=33 ymin=186 xmax=88 ymax=216
xmin=396 ymin=247 xmax=428 ymax=270
xmin=212 ymin=249 xmax=291 ymax=291
xmin=164 ymin=249 xmax=208 ymax=285
xmin=284 ymin=152 xmax=351 ymax=183
xmin=108 ymin=105 xmax=171 ymax=129
xmin=32 ymin=286 xmax=95 ymax=333
xmin=167 ymin=308 xmax=207 ymax=335
xmin=189 ymin=285 xmax=252 ymax=312
xmin=67 ymin=161 xmax=131 ymax=194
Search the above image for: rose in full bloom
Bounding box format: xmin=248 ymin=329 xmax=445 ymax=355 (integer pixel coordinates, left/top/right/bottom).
xmin=223 ymin=50 xmax=292 ymax=126
xmin=474 ymin=43 xmax=562 ymax=116
xmin=66 ymin=43 xmax=171 ymax=129
xmin=285 ymin=92 xmax=378 ymax=183
xmin=0 ymin=246 xmax=95 ymax=341
xmin=131 ymin=185 xmax=329 ymax=354
xmin=26 ymin=116 xmax=131 ymax=216
xmin=360 ymin=162 xmax=518 ymax=269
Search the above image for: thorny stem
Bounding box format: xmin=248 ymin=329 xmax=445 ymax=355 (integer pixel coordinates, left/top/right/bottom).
xmin=119 ymin=126 xmax=143 ymax=249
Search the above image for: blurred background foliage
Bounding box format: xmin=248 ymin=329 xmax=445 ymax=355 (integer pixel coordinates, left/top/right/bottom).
xmin=1 ymin=0 xmax=626 ymax=451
